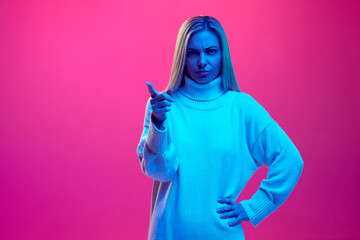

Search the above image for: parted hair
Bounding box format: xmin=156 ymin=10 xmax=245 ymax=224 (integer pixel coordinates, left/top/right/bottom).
xmin=165 ymin=16 xmax=240 ymax=92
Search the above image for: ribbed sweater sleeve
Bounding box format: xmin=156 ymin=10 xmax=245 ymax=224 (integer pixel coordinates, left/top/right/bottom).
xmin=136 ymin=98 xmax=179 ymax=182
xmin=240 ymin=121 xmax=304 ymax=227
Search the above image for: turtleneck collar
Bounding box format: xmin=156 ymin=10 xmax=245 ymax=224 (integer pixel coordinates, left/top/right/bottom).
xmin=178 ymin=74 xmax=226 ymax=101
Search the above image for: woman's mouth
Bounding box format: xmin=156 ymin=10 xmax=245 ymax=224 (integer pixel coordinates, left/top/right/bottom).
xmin=196 ymin=71 xmax=210 ymax=76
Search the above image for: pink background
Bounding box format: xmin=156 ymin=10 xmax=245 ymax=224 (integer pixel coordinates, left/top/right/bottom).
xmin=1 ymin=0 xmax=359 ymax=239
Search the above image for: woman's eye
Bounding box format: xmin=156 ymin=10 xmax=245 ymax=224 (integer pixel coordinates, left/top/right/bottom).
xmin=207 ymin=49 xmax=217 ymax=54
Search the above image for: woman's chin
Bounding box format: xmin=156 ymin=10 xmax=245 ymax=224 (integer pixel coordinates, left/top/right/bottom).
xmin=193 ymin=76 xmax=216 ymax=84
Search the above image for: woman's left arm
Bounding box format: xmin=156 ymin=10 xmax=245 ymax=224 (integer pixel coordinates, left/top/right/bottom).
xmin=240 ymin=121 xmax=304 ymax=227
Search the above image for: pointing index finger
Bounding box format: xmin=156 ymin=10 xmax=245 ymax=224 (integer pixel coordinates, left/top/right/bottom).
xmin=146 ymin=82 xmax=159 ymax=98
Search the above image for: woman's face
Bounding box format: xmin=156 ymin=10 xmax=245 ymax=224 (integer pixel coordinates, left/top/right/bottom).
xmin=185 ymin=30 xmax=222 ymax=84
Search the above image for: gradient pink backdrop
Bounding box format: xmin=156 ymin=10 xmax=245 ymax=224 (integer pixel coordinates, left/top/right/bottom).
xmin=1 ymin=0 xmax=359 ymax=239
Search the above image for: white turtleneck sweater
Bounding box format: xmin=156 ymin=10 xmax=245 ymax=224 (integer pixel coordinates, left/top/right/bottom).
xmin=136 ymin=75 xmax=304 ymax=240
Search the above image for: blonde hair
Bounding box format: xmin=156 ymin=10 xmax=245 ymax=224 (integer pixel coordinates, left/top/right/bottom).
xmin=165 ymin=16 xmax=240 ymax=92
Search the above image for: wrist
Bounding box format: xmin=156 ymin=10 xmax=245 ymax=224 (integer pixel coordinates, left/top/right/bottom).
xmin=238 ymin=202 xmax=250 ymax=221
xmin=151 ymin=113 xmax=165 ymax=131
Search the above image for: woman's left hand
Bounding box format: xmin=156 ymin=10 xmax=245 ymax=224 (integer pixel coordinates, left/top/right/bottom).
xmin=217 ymin=197 xmax=249 ymax=227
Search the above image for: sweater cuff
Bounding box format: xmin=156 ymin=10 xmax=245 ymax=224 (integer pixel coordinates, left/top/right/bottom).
xmin=240 ymin=190 xmax=277 ymax=227
xmin=146 ymin=117 xmax=170 ymax=153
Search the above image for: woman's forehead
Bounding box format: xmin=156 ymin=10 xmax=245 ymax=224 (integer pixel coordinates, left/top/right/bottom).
xmin=187 ymin=30 xmax=220 ymax=49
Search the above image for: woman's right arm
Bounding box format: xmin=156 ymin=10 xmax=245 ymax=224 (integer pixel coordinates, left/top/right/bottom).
xmin=136 ymin=98 xmax=179 ymax=182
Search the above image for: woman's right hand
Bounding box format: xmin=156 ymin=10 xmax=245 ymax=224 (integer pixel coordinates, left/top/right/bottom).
xmin=146 ymin=82 xmax=174 ymax=130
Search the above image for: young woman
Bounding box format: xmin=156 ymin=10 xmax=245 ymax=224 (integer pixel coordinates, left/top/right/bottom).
xmin=136 ymin=15 xmax=303 ymax=240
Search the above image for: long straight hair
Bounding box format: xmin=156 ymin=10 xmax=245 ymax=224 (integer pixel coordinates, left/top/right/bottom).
xmin=165 ymin=16 xmax=240 ymax=92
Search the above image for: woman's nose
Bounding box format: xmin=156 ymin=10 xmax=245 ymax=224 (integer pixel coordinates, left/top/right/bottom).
xmin=197 ymin=52 xmax=207 ymax=68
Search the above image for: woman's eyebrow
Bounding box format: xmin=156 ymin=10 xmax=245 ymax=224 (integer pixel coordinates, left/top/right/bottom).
xmin=205 ymin=46 xmax=219 ymax=49
xmin=187 ymin=46 xmax=219 ymax=50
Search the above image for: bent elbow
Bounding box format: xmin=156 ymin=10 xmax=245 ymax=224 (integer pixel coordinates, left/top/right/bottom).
xmin=296 ymin=154 xmax=304 ymax=173
xmin=299 ymin=157 xmax=304 ymax=170
xmin=289 ymin=143 xmax=304 ymax=175
xmin=292 ymin=155 xmax=304 ymax=182
xmin=143 ymin=162 xmax=176 ymax=182
xmin=141 ymin=154 xmax=178 ymax=182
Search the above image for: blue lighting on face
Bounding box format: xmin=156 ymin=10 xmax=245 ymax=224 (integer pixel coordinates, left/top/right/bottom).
xmin=185 ymin=30 xmax=222 ymax=84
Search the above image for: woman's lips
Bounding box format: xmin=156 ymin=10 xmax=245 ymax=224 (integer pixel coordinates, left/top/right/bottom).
xmin=196 ymin=71 xmax=210 ymax=76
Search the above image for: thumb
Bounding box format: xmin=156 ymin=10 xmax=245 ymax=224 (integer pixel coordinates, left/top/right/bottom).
xmin=146 ymin=82 xmax=158 ymax=98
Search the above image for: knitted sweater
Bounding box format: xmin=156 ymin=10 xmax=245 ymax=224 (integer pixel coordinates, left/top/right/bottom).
xmin=136 ymin=75 xmax=304 ymax=240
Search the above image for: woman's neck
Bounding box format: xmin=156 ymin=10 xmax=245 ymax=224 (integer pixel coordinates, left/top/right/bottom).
xmin=178 ymin=74 xmax=226 ymax=101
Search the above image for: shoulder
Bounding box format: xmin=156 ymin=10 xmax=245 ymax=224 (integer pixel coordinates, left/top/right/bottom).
xmin=226 ymin=91 xmax=257 ymax=101
xmin=228 ymin=91 xmax=273 ymax=123
xmin=228 ymin=91 xmax=266 ymax=110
